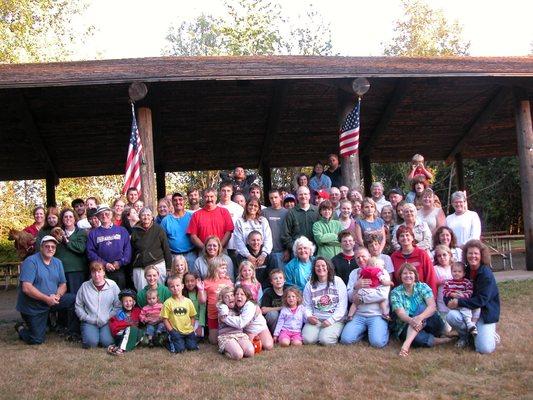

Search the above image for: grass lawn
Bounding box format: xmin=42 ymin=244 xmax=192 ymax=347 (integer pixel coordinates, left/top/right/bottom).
xmin=0 ymin=280 xmax=531 ymax=400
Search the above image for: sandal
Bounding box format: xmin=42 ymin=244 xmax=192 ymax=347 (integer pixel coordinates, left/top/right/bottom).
xmin=398 ymin=347 xmax=409 ymax=357
xmin=107 ymin=345 xmax=124 ymax=356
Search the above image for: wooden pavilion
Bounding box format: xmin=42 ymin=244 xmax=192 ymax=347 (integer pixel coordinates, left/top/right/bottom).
xmin=0 ymin=56 xmax=531 ymax=269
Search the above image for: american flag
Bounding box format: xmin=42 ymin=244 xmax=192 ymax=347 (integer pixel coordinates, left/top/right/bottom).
xmin=122 ymin=104 xmax=143 ymax=194
xmin=339 ymin=97 xmax=361 ymax=157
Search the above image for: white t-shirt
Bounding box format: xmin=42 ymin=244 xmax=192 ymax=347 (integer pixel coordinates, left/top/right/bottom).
xmin=217 ymin=201 xmax=244 ymax=250
xmin=445 ymin=210 xmax=481 ymax=247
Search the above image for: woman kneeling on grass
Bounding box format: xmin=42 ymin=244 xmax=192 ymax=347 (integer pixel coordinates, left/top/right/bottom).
xmin=75 ymin=261 xmax=121 ymax=349
xmin=219 ymin=285 xmax=274 ymax=350
xmin=302 ymin=257 xmax=348 ymax=346
xmin=390 ymin=263 xmax=452 ymax=357
xmin=446 ymin=240 xmax=500 ymax=354
xmin=217 ymin=286 xmax=255 ymax=360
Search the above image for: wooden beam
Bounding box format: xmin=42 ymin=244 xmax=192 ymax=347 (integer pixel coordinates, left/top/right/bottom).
xmin=454 ymin=153 xmax=465 ymax=191
xmin=446 ymin=87 xmax=509 ymax=161
xmin=156 ymin=170 xmax=166 ymax=200
xmin=259 ymin=81 xmax=289 ymax=168
xmin=362 ymin=156 xmax=372 ymax=197
xmin=513 ymin=87 xmax=533 ymax=271
xmin=137 ymin=107 xmax=156 ymax=209
xmin=260 ymin=165 xmax=272 ymax=206
xmin=338 ymin=89 xmax=361 ymax=191
xmin=45 ymin=171 xmax=56 ymax=207
xmin=360 ymin=79 xmax=411 ymax=156
xmin=14 ymin=92 xmax=59 ymax=183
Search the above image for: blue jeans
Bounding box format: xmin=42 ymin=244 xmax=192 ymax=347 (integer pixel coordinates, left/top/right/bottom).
xmin=167 ymin=330 xmax=198 ymax=353
xmin=340 ymin=315 xmax=389 ymax=348
xmin=80 ymin=322 xmax=114 ymax=348
xmin=66 ymin=271 xmax=86 ymax=294
xmin=18 ymin=293 xmax=77 ymax=345
xmin=145 ymin=322 xmax=165 ymax=337
xmin=399 ymin=312 xmax=444 ymax=348
xmin=446 ymin=310 xmax=497 ymax=354
xmin=264 ymin=310 xmax=280 ymax=334
xmin=107 ymin=270 xmax=126 ymax=289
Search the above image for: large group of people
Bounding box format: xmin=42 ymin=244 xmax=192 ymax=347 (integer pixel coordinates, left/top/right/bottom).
xmin=14 ymin=153 xmax=500 ymax=359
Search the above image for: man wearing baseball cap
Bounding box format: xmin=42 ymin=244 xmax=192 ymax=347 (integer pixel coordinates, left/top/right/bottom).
xmin=15 ymin=235 xmax=78 ymax=344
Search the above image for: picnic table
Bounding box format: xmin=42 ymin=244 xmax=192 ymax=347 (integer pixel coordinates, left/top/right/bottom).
xmin=0 ymin=262 xmax=20 ymax=290
xmin=481 ymin=232 xmax=525 ymax=270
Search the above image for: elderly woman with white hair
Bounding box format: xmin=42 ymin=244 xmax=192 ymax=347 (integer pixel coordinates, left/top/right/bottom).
xmin=370 ymin=182 xmax=392 ymax=213
xmin=284 ymin=236 xmax=316 ymax=291
xmin=130 ymin=207 xmax=173 ymax=291
xmin=392 ymin=202 xmax=432 ymax=252
xmin=445 ymin=191 xmax=481 ymax=247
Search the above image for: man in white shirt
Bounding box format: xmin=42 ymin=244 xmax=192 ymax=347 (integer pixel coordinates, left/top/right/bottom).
xmin=218 ymin=181 xmax=244 ymax=265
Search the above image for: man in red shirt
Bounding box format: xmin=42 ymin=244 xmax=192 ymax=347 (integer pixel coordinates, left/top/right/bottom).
xmin=186 ymin=188 xmax=234 ymax=250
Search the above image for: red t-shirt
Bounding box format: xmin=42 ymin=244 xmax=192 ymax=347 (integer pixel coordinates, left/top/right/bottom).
xmin=186 ymin=206 xmax=234 ymax=244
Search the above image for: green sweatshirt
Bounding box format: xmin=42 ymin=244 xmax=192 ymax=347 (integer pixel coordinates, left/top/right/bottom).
xmin=312 ymin=218 xmax=343 ymax=261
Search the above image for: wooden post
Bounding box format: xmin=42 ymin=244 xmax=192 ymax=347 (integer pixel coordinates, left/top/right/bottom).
xmin=45 ymin=171 xmax=57 ymax=207
xmin=362 ymin=156 xmax=372 ymax=197
xmin=260 ymin=163 xmax=272 ymax=206
xmin=513 ymin=88 xmax=533 ymax=271
xmin=454 ymin=153 xmax=466 ymax=191
xmin=137 ymin=107 xmax=156 ymax=209
xmin=338 ymin=89 xmax=361 ymax=191
xmin=156 ymin=169 xmax=166 ymax=200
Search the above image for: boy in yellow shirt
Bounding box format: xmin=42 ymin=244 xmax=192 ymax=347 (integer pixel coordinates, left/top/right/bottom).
xmin=161 ymin=275 xmax=199 ymax=353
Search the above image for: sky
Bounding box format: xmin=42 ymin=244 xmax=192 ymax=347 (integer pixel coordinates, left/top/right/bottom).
xmin=72 ymin=0 xmax=533 ymax=60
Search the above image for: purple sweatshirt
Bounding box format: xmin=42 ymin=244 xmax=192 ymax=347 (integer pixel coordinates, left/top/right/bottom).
xmin=273 ymin=305 xmax=305 ymax=336
xmin=87 ymin=224 xmax=132 ymax=267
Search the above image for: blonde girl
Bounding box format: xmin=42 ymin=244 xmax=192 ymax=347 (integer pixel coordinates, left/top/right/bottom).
xmin=236 ymin=260 xmax=262 ymax=302
xmin=273 ymin=287 xmax=305 ymax=347
xmin=204 ymin=256 xmax=234 ymax=344
xmin=216 ymin=286 xmax=255 ymax=360
xmin=170 ymin=255 xmax=189 ymax=281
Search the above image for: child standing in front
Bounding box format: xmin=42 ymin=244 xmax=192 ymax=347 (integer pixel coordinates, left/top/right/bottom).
xmin=183 ymin=272 xmax=206 ymax=339
xmin=161 ymin=275 xmax=199 ymax=353
xmin=203 ymin=256 xmax=234 ymax=344
xmin=273 ymin=287 xmax=305 ymax=347
xmin=443 ymin=262 xmax=480 ymax=336
xmin=236 ymin=260 xmax=262 ymax=302
xmin=348 ymin=257 xmax=394 ymax=321
xmin=139 ymin=288 xmax=165 ymax=347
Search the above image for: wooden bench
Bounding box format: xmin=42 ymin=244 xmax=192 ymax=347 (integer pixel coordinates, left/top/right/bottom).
xmin=0 ymin=262 xmax=20 ymax=290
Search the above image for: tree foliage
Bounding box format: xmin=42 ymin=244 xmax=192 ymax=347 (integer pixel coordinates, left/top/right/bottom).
xmin=383 ymin=0 xmax=470 ymax=56
xmin=163 ymin=0 xmax=334 ymax=57
xmin=0 ymin=0 xmax=92 ymax=63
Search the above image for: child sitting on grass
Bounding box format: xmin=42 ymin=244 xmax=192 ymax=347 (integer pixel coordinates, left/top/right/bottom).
xmin=161 ymin=275 xmax=199 ymax=354
xmin=217 ymin=286 xmax=255 ymax=360
xmin=444 ymin=262 xmax=480 ymax=336
xmin=348 ymin=257 xmax=394 ymax=321
xmin=183 ymin=272 xmax=206 ymax=339
xmin=273 ymin=287 xmax=305 ymax=347
xmin=139 ymin=288 xmax=165 ymax=347
xmin=108 ymin=288 xmax=142 ymax=355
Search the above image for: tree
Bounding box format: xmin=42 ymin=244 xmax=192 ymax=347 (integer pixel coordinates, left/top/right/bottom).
xmin=163 ymin=0 xmax=334 ymax=192
xmin=0 ymin=0 xmax=92 ymax=63
xmin=383 ymin=0 xmax=470 ymax=56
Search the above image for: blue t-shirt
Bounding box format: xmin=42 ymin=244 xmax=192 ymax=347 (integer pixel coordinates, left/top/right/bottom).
xmin=160 ymin=212 xmax=194 ymax=253
xmin=16 ymin=253 xmax=66 ymax=315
